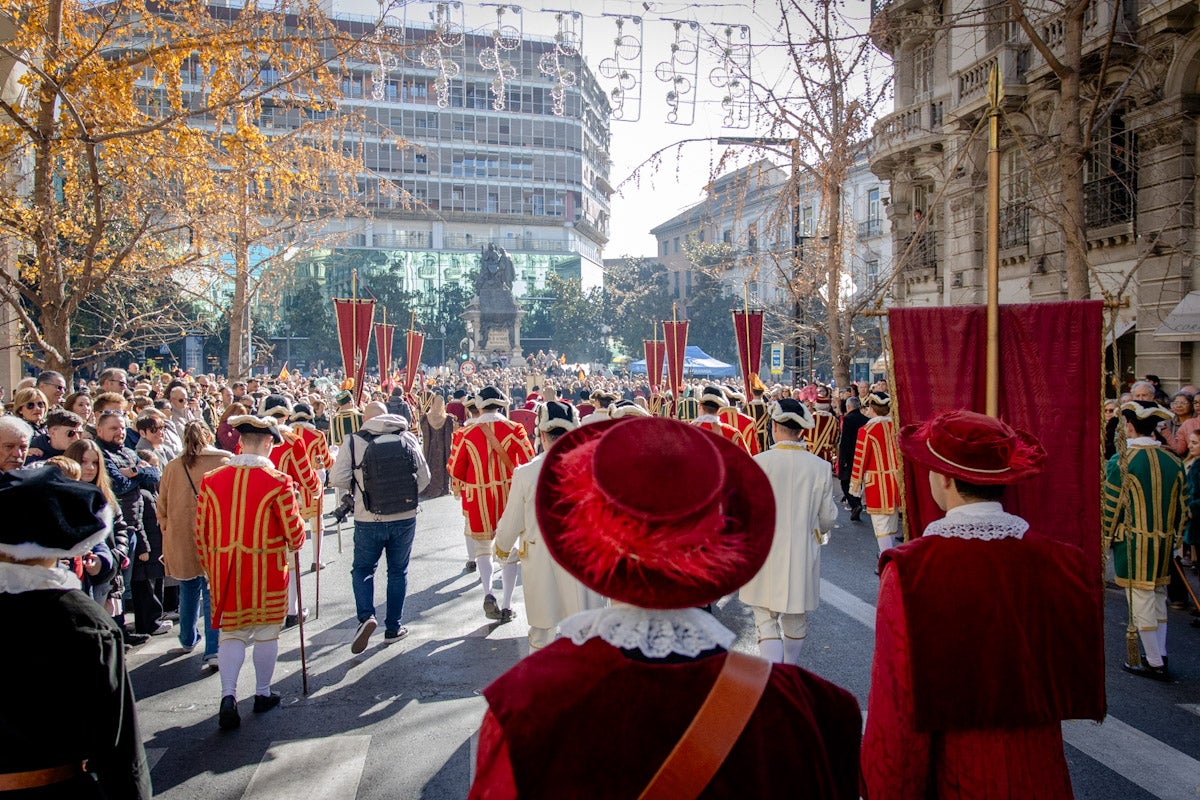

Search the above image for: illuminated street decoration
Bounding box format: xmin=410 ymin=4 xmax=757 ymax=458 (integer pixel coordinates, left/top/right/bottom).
xmin=711 ymin=24 xmax=752 ymax=129
xmin=412 ymin=1 xmax=465 ymax=109
xmin=538 ymin=11 xmax=581 ymax=117
xmin=479 ymin=5 xmax=522 ymax=111
xmin=597 ymin=15 xmax=643 ymax=122
xmin=656 ymin=20 xmax=699 ymax=125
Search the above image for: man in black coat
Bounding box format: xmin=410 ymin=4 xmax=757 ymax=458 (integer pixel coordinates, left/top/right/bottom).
xmin=837 ymin=396 xmax=869 ymax=521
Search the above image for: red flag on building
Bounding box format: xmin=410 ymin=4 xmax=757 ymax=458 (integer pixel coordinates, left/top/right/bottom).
xmin=643 ymin=339 xmax=666 ymax=393
xmin=403 ymin=330 xmax=425 ymax=394
xmin=662 ymin=320 xmax=689 ymax=394
xmin=889 ymin=300 xmax=1103 ymax=578
xmin=333 ymin=298 xmax=375 ymax=406
xmin=375 ymin=322 xmax=396 ymax=392
xmin=731 ymin=309 xmax=764 ymax=392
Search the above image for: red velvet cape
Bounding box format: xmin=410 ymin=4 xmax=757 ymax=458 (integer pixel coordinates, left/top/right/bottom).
xmin=483 ymin=637 xmax=862 ymax=799
xmin=879 ymin=533 xmax=1106 ymax=732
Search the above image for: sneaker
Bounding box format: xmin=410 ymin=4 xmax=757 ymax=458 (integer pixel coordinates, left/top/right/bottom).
xmin=383 ymin=626 xmax=409 ymax=643
xmin=483 ymin=594 xmax=501 ymax=620
xmin=253 ymin=692 xmax=282 ymax=713
xmin=201 ymin=654 xmax=219 ymax=672
xmin=162 ymin=611 xmax=181 ymax=623
xmin=464 ymin=560 xmax=477 ymax=573
xmin=351 ymin=617 xmax=377 ymax=654
xmin=149 ymin=621 xmax=174 ymax=636
xmin=123 ymin=631 xmax=150 ymax=647
xmin=218 ymin=695 xmax=240 ymax=730
xmin=498 ymin=608 xmax=515 ymax=624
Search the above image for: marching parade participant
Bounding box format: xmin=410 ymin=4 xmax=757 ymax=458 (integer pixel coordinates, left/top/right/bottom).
xmin=692 ymin=384 xmax=753 ymax=453
xmin=493 ymin=400 xmax=605 ymax=648
xmin=330 ymin=389 xmax=363 ymax=447
xmin=450 ymin=394 xmax=481 ymax=573
xmin=288 ymin=403 xmax=332 ymax=569
xmin=196 ymin=416 xmax=307 ymax=731
xmin=805 ymin=385 xmax=839 ymax=467
xmin=849 ymin=391 xmax=902 ymax=553
xmin=863 ymin=409 xmax=1105 ymax=797
xmin=838 ymin=396 xmax=869 ymax=521
xmin=579 ymin=388 xmax=619 ymax=424
xmin=0 ymin=466 xmax=152 ymax=799
xmin=719 ymin=385 xmax=761 ymax=455
xmin=470 ymin=417 xmax=862 ymax=799
xmin=739 ymin=399 xmax=838 ymax=664
xmin=746 ymin=373 xmax=773 ymax=452
xmin=448 ymin=386 xmax=535 ymax=621
xmin=1104 ymin=400 xmax=1186 ymax=680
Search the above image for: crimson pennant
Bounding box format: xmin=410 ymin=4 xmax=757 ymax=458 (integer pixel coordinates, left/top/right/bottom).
xmin=375 ymin=322 xmax=396 ymax=392
xmin=662 ymin=320 xmax=689 ymax=395
xmin=643 ymin=339 xmax=666 ymax=393
xmin=403 ymin=330 xmax=425 ymax=394
xmin=333 ymin=298 xmax=375 ymax=406
xmin=731 ymin=309 xmax=764 ymax=392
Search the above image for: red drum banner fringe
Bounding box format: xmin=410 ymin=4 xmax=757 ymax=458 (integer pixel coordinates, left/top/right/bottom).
xmin=404 ymin=330 xmax=425 ymax=395
xmin=375 ymin=323 xmax=395 ymax=392
xmin=731 ymin=310 xmax=764 ymax=391
xmin=889 ymin=300 xmax=1103 ymax=578
xmin=662 ymin=321 xmax=689 ymax=394
xmin=334 ymin=298 xmax=375 ymax=406
xmin=643 ymin=339 xmax=666 ymax=393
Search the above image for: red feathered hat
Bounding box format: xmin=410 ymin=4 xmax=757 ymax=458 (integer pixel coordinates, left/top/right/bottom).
xmin=536 ymin=417 xmax=775 ymax=609
xmin=899 ymin=409 xmax=1046 ymax=485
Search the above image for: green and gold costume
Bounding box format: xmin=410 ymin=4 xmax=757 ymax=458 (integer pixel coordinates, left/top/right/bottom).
xmin=1103 ymin=443 xmax=1186 ymax=590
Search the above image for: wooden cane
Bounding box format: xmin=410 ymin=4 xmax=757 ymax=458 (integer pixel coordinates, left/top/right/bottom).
xmin=293 ymin=552 xmax=309 ymax=696
xmin=1172 ymin=556 xmax=1200 ymax=611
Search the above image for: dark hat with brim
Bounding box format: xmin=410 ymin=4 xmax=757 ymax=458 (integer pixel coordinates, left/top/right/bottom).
xmin=537 ymin=400 xmax=580 ymax=433
xmin=290 ymin=403 xmax=314 ymax=422
xmin=0 ymin=466 xmax=112 ymax=560
xmin=771 ymin=398 xmax=815 ymax=430
xmin=229 ymin=415 xmax=283 ymax=443
xmin=478 ymin=386 xmax=509 ymax=410
xmin=262 ymin=394 xmax=292 ymax=418
xmin=536 ymin=418 xmax=775 ymax=609
xmin=609 ymin=399 xmax=651 ymax=419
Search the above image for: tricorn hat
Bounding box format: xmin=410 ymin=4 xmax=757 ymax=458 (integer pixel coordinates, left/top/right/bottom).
xmin=289 ymin=403 xmax=314 ymax=422
xmin=262 ymin=394 xmax=292 ymax=419
xmin=0 ymin=466 xmax=112 ymax=560
xmin=770 ymin=398 xmax=815 ymax=430
xmin=899 ymin=409 xmax=1046 ymax=486
xmin=537 ymin=400 xmax=580 ymax=433
xmin=536 ymin=418 xmax=775 ymax=609
xmin=1120 ymin=400 xmax=1172 ymax=422
xmin=477 ymin=386 xmax=509 ymax=410
xmin=868 ymin=391 xmax=891 ymax=407
xmin=698 ymin=385 xmax=730 ymax=408
xmin=228 ymin=414 xmax=283 ymax=444
xmin=609 ymin=399 xmax=651 ymax=419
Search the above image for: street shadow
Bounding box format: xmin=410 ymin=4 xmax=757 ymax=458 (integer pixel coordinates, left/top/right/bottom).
xmin=419 ymin=737 xmax=473 ymax=799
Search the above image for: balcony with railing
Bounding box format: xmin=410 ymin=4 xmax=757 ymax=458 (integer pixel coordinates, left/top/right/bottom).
xmin=858 ymin=218 xmax=884 ymax=239
xmin=1000 ymin=204 xmax=1029 ymax=249
xmin=1085 ymin=172 xmax=1136 ymax=231
xmin=870 ymin=99 xmax=947 ymax=172
xmin=1026 ymin=0 xmax=1135 ymax=78
xmin=951 ymin=43 xmax=1029 ymax=116
xmin=868 ymin=0 xmax=938 ymax=53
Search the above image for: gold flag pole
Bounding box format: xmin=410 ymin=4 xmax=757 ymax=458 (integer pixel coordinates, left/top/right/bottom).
xmin=743 ymin=284 xmax=752 ymax=386
xmin=985 ymin=65 xmax=1003 ymax=418
xmin=351 ymin=269 xmax=360 ymax=406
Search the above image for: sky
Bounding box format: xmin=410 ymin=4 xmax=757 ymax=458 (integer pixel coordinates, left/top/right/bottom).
xmin=337 ymin=0 xmax=882 ymax=259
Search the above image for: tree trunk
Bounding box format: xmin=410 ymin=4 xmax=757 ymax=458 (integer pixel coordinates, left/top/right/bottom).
xmin=825 ymin=183 xmax=855 ymax=390
xmin=227 ymin=239 xmax=249 ymax=379
xmin=1059 ymin=12 xmax=1091 ymax=300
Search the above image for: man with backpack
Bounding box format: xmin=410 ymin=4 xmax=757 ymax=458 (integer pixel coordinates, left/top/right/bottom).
xmin=330 ymin=401 xmax=430 ymax=653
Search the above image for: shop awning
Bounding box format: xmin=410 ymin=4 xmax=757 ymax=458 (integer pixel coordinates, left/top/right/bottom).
xmin=1154 ymin=292 xmax=1200 ymax=341
xmin=1106 ymin=317 xmax=1135 ymax=347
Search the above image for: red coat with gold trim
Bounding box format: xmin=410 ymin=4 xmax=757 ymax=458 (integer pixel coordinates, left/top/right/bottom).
xmin=269 ymin=428 xmax=322 ymax=520
xmin=293 ymin=421 xmax=331 ymax=471
xmin=805 ymin=410 xmax=839 ymax=467
xmin=195 ymin=457 xmax=306 ymax=629
xmin=693 ymin=416 xmax=751 ymax=454
xmin=719 ymin=407 xmax=760 ymax=455
xmin=448 ymin=413 xmax=535 ymax=539
xmin=849 ymin=416 xmax=900 ymax=514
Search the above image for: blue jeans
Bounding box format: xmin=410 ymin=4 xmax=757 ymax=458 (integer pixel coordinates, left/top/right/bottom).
xmin=178 ymin=576 xmax=218 ymax=658
xmin=351 ymin=518 xmax=416 ymax=632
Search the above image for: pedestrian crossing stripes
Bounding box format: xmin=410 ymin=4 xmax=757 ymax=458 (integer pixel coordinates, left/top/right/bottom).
xmin=240 ymin=735 xmax=371 ymax=800
xmin=820 ymin=578 xmax=1200 ymax=800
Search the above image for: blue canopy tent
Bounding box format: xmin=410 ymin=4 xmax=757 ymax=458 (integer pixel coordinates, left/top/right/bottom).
xmin=630 ymin=345 xmax=737 ymax=378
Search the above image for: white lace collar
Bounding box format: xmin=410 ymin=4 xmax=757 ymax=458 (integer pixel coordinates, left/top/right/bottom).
xmin=1127 ymin=437 xmax=1160 ymax=447
xmin=0 ymin=562 xmax=81 ymax=594
xmin=922 ymin=502 xmax=1028 ymax=541
xmin=693 ymin=413 xmax=721 ymax=424
xmin=229 ymin=454 xmax=273 ymax=469
xmin=558 ymin=604 xmax=735 ymax=659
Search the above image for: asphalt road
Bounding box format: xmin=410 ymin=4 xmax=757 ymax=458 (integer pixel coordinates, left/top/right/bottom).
xmin=128 ymin=487 xmax=1200 ymax=800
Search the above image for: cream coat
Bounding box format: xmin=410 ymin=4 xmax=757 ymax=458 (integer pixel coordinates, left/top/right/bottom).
xmin=157 ymin=448 xmax=233 ymax=580
xmin=739 ymin=442 xmax=839 ymax=614
xmin=493 ymin=453 xmax=606 ymax=629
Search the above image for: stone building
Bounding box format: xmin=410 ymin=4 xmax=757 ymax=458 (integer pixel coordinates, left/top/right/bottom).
xmin=868 ymin=0 xmax=1200 ymax=388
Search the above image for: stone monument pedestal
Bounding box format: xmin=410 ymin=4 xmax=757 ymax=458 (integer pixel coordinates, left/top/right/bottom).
xmin=462 ymin=303 xmax=524 ymax=361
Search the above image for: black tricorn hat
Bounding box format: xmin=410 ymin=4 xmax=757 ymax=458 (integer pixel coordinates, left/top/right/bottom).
xmin=0 ymin=466 xmax=111 ymax=560
xmin=477 ymin=386 xmax=509 ymax=409
xmin=228 ymin=415 xmax=283 ymax=443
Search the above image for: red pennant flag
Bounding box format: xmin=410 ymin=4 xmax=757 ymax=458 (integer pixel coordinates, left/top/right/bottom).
xmin=334 ymin=298 xmax=375 ymax=406
xmin=403 ymin=330 xmax=425 ymax=394
xmin=643 ymin=339 xmax=666 ymax=393
xmin=375 ymin=322 xmax=396 ymax=392
xmin=662 ymin=320 xmax=689 ymax=394
xmin=731 ymin=310 xmax=764 ymax=392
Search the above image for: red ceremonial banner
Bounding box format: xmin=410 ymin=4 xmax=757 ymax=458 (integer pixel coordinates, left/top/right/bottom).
xmin=662 ymin=321 xmax=689 ymax=394
xmin=333 ymin=298 xmax=375 ymax=406
xmin=375 ymin=323 xmax=396 ymax=392
xmin=643 ymin=339 xmax=666 ymax=393
xmin=731 ymin=310 xmax=764 ymax=392
xmin=404 ymin=330 xmax=425 ymax=394
xmin=889 ymin=300 xmax=1104 ymax=578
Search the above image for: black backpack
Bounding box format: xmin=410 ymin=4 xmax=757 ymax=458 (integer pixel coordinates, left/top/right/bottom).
xmin=349 ymin=431 xmax=418 ymax=515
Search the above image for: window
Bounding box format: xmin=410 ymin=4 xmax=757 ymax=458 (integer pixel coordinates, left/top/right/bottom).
xmin=801 ymin=207 xmax=814 ymax=236
xmin=661 ymin=240 xmax=669 ymax=257
xmin=673 ymin=237 xmax=681 ymax=254
xmin=488 ymin=193 xmax=499 ymax=213
xmin=866 ymin=259 xmax=879 ymax=290
xmin=530 ymin=195 xmax=545 ymax=215
xmin=723 ymin=229 xmax=732 ymax=243
xmin=1001 ymin=150 xmax=1030 ymax=248
xmin=913 ymin=43 xmax=932 ymax=102
xmin=747 ymin=223 xmax=758 ymax=253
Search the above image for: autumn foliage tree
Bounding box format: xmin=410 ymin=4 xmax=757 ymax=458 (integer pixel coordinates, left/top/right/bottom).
xmin=0 ymin=0 xmax=375 ymax=378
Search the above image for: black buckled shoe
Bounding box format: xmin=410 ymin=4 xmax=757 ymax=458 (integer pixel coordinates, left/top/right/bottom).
xmin=1122 ymin=661 xmax=1170 ymax=682
xmin=253 ymin=692 xmax=281 ymax=713
xmin=483 ymin=594 xmax=501 ymax=620
xmin=218 ymin=695 xmax=240 ymax=730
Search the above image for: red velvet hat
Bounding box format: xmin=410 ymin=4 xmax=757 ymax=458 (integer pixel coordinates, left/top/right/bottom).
xmin=536 ymin=417 xmax=776 ymax=609
xmin=899 ymin=409 xmax=1046 ymax=485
